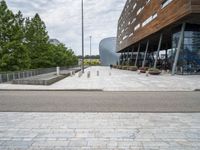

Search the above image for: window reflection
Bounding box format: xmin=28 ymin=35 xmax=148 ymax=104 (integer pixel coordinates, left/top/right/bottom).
xmin=172 ymin=25 xmax=200 ymax=74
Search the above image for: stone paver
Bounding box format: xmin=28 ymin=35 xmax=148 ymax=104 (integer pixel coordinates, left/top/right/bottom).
xmin=0 ymin=66 xmax=200 ymax=91
xmin=0 ymin=113 xmax=199 ymax=149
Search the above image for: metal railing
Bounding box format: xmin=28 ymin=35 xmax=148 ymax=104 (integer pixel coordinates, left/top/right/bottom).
xmin=0 ymin=66 xmax=80 ymax=83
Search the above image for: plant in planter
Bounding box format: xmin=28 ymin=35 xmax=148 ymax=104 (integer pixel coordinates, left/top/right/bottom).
xmin=148 ymin=68 xmax=161 ymax=75
xmin=128 ymin=66 xmax=138 ymax=71
xmin=139 ymin=67 xmax=149 ymax=73
xmin=122 ymin=66 xmax=129 ymax=70
xmin=118 ymin=65 xmax=122 ymax=69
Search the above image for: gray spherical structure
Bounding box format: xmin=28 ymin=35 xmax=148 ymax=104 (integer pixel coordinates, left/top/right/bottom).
xmin=99 ymin=37 xmax=120 ymax=66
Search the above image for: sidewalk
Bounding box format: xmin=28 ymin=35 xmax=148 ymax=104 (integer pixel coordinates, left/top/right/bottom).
xmin=0 ymin=113 xmax=199 ymax=149
xmin=0 ymin=66 xmax=200 ymax=91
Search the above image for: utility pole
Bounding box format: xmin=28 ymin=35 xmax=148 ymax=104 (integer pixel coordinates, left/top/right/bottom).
xmin=89 ymin=36 xmax=92 ymax=65
xmin=81 ymin=0 xmax=85 ymax=73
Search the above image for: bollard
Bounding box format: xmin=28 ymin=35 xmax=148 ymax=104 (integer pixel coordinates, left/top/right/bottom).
xmin=13 ymin=73 xmax=15 ymax=80
xmin=180 ymin=67 xmax=183 ymax=74
xmin=87 ymin=71 xmax=91 ymax=78
xmin=97 ymin=71 xmax=99 ymax=76
xmin=0 ymin=74 xmax=2 ymax=83
xmin=161 ymin=70 xmax=165 ymax=74
xmin=56 ymin=67 xmax=60 ymax=76
xmin=146 ymin=71 xmax=149 ymax=77
xmin=70 ymin=71 xmax=73 ymax=77
xmin=7 ymin=74 xmax=9 ymax=82
xmin=78 ymin=71 xmax=82 ymax=77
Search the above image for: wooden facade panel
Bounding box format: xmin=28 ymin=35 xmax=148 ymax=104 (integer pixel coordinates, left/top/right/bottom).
xmin=191 ymin=0 xmax=200 ymax=5
xmin=117 ymin=0 xmax=199 ymax=52
xmin=191 ymin=0 xmax=200 ymax=13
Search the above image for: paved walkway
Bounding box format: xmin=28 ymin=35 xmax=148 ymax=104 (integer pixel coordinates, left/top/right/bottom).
xmin=0 ymin=66 xmax=200 ymax=91
xmin=0 ymin=113 xmax=199 ymax=149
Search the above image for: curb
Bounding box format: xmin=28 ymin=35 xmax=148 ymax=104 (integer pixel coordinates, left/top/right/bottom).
xmin=0 ymin=89 xmax=103 ymax=92
xmin=0 ymin=89 xmax=197 ymax=92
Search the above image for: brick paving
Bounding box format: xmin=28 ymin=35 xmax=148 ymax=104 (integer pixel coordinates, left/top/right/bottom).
xmin=0 ymin=113 xmax=199 ymax=149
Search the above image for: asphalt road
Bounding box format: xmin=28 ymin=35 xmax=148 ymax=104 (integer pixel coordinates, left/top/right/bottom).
xmin=0 ymin=91 xmax=200 ymax=112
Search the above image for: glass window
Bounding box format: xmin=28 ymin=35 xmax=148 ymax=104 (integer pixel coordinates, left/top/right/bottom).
xmin=161 ymin=0 xmax=173 ymax=9
xmin=172 ymin=27 xmax=200 ymax=74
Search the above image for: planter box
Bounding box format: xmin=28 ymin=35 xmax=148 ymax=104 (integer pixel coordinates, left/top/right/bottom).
xmin=139 ymin=67 xmax=148 ymax=73
xmin=140 ymin=70 xmax=146 ymax=73
xmin=148 ymin=68 xmax=161 ymax=75
xmin=113 ymin=65 xmax=117 ymax=68
xmin=128 ymin=66 xmax=138 ymax=71
xmin=122 ymin=66 xmax=129 ymax=70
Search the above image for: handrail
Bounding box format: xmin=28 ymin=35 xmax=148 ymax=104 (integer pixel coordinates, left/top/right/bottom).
xmin=0 ymin=65 xmax=80 ymax=83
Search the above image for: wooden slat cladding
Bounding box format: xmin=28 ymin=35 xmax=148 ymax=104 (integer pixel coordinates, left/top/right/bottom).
xmin=191 ymin=0 xmax=200 ymax=13
xmin=117 ymin=0 xmax=200 ymax=52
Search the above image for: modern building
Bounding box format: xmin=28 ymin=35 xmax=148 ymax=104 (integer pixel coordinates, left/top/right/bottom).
xmin=99 ymin=37 xmax=120 ymax=66
xmin=117 ymin=0 xmax=200 ymax=74
xmin=49 ymin=39 xmax=61 ymax=46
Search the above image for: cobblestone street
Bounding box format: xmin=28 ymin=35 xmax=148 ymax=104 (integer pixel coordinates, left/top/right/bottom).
xmin=0 ymin=113 xmax=200 ymax=149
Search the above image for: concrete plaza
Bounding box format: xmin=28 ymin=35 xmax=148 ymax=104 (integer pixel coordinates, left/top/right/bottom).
xmin=0 ymin=113 xmax=200 ymax=150
xmin=0 ymin=66 xmax=200 ymax=91
xmin=0 ymin=67 xmax=200 ymax=149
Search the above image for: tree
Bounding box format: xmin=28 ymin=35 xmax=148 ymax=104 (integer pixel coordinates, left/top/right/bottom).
xmin=0 ymin=1 xmax=78 ymax=71
xmin=49 ymin=43 xmax=78 ymax=67
xmin=0 ymin=1 xmax=30 ymax=71
xmin=0 ymin=0 xmax=15 ymax=71
xmin=7 ymin=11 xmax=30 ymax=71
xmin=25 ymin=13 xmax=51 ymax=68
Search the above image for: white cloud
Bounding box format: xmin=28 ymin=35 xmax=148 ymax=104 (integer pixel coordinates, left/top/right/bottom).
xmin=6 ymin=0 xmax=126 ymax=55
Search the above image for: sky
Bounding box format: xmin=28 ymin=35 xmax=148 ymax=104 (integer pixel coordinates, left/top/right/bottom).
xmin=6 ymin=0 xmax=126 ymax=55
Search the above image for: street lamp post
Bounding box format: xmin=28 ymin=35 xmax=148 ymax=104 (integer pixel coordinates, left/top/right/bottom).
xmin=89 ymin=36 xmax=92 ymax=65
xmin=81 ymin=0 xmax=84 ymax=73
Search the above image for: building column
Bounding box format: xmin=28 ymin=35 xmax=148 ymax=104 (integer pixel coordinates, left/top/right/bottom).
xmin=127 ymin=49 xmax=130 ymax=65
xmin=165 ymin=50 xmax=168 ymax=68
xmin=154 ymin=33 xmax=163 ymax=68
xmin=120 ymin=53 xmax=123 ymax=65
xmin=121 ymin=53 xmax=124 ymax=65
xmin=134 ymin=43 xmax=140 ymax=66
xmin=123 ymin=51 xmax=126 ymax=65
xmin=172 ymin=23 xmax=186 ymax=75
xmin=131 ymin=47 xmax=134 ymax=65
xmin=142 ymin=40 xmax=149 ymax=67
